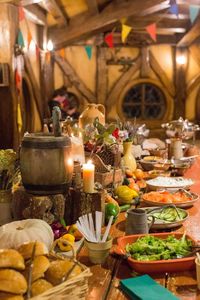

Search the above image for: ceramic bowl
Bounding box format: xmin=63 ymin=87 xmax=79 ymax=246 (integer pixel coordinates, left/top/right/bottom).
xmin=116 ymin=232 xmax=196 ymax=274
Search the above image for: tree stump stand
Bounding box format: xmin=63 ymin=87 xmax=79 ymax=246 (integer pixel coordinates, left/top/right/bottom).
xmin=65 ymin=188 xmax=105 ymax=225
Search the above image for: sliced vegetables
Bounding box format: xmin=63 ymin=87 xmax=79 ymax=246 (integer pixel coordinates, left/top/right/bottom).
xmin=147 ymin=207 xmax=187 ymax=223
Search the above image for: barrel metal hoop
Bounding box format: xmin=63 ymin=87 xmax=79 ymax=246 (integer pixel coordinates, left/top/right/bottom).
xmin=22 ymin=140 xmax=69 ymax=149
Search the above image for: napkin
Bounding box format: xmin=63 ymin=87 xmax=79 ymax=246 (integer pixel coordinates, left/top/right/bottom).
xmin=120 ymin=275 xmax=179 ymax=300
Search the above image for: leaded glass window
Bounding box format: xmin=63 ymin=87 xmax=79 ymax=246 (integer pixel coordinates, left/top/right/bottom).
xmin=122 ymin=83 xmax=166 ymax=120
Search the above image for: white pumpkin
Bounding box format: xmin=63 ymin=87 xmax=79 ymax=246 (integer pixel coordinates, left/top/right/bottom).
xmin=0 ymin=219 xmax=54 ymax=250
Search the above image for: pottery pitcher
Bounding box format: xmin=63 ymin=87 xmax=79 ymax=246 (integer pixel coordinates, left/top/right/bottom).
xmin=79 ymin=104 xmax=105 ymax=128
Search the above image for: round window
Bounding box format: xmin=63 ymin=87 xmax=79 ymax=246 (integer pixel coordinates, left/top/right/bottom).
xmin=122 ymin=83 xmax=166 ymax=120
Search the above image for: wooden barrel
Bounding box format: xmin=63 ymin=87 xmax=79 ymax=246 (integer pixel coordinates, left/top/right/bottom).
xmin=20 ymin=133 xmax=73 ymax=195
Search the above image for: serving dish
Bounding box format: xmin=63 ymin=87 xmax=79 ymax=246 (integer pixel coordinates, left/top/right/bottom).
xmin=116 ymin=232 xmax=196 ymax=274
xmin=145 ymin=206 xmax=188 ymax=229
xmin=146 ymin=176 xmax=194 ymax=191
xmin=142 ymin=190 xmax=199 ymax=208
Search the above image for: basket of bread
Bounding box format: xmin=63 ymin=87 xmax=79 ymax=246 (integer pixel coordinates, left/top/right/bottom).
xmin=0 ymin=219 xmax=91 ymax=300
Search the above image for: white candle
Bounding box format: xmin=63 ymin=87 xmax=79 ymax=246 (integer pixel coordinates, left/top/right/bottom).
xmin=83 ymin=160 xmax=95 ymax=193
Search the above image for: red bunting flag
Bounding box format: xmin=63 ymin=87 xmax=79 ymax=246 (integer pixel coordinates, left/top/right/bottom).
xmin=19 ymin=6 xmax=25 ymax=22
xmin=105 ymin=33 xmax=113 ymax=48
xmin=15 ymin=69 xmax=21 ymax=94
xmin=146 ymin=23 xmax=157 ymax=42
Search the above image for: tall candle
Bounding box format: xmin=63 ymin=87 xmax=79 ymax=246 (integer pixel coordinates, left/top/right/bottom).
xmin=83 ymin=160 xmax=95 ymax=193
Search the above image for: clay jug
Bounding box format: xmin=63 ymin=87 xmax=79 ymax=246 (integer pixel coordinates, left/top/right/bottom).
xmin=79 ymin=104 xmax=105 ymax=128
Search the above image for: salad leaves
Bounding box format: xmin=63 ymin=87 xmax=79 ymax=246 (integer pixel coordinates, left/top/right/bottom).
xmin=126 ymin=234 xmax=192 ymax=261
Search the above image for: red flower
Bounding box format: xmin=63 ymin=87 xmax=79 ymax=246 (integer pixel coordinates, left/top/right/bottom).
xmin=112 ymin=128 xmax=119 ymax=139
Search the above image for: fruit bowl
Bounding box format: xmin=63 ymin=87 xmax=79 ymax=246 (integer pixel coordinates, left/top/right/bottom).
xmin=116 ymin=232 xmax=196 ymax=274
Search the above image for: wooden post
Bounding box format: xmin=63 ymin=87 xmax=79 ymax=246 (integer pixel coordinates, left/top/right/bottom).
xmin=65 ymin=188 xmax=105 ymax=225
xmin=38 ymin=25 xmax=54 ymax=119
xmin=173 ymin=46 xmax=188 ymax=119
xmin=140 ymin=47 xmax=150 ymax=78
xmin=96 ymin=47 xmax=108 ymax=105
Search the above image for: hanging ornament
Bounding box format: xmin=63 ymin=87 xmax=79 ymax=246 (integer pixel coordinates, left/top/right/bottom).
xmin=17 ymin=102 xmax=23 ymax=133
xmin=146 ymin=23 xmax=157 ymax=42
xmin=17 ymin=30 xmax=25 ymax=48
xmin=59 ymin=48 xmax=65 ymax=58
xmin=105 ymin=33 xmax=113 ymax=48
xmin=85 ymin=45 xmax=92 ymax=59
xmin=169 ymin=3 xmax=179 ymax=16
xmin=27 ymin=31 xmax=32 ymax=49
xmin=19 ymin=6 xmax=25 ymax=22
xmin=121 ymin=24 xmax=132 ymax=43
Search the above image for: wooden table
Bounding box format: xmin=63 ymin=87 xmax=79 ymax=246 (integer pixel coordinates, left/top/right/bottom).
xmin=78 ymin=158 xmax=200 ymax=300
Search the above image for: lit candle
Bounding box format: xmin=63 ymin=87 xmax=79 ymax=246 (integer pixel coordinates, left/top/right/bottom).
xmin=83 ymin=160 xmax=95 ymax=193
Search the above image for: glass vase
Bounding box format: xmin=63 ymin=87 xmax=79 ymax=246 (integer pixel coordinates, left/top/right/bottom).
xmin=121 ymin=141 xmax=137 ymax=172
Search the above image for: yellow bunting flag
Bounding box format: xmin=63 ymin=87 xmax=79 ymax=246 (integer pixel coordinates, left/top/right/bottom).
xmin=17 ymin=102 xmax=23 ymax=133
xmin=120 ymin=17 xmax=127 ymax=25
xmin=121 ymin=24 xmax=132 ymax=43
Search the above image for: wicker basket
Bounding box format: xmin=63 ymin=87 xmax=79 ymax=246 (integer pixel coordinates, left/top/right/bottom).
xmin=30 ymin=239 xmax=92 ymax=300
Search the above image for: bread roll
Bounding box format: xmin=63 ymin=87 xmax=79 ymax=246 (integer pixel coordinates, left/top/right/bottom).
xmin=0 ymin=293 xmax=24 ymax=300
xmin=23 ymin=255 xmax=50 ymax=282
xmin=17 ymin=241 xmax=48 ymax=260
xmin=45 ymin=260 xmax=81 ymax=286
xmin=31 ymin=279 xmax=53 ymax=297
xmin=0 ymin=269 xmax=27 ymax=294
xmin=0 ymin=249 xmax=25 ymax=270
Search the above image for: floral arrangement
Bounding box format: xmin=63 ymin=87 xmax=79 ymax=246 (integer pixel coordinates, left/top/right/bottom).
xmin=83 ymin=118 xmax=146 ymax=153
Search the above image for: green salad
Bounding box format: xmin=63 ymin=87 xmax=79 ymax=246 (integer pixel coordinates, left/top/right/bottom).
xmin=126 ymin=234 xmax=192 ymax=261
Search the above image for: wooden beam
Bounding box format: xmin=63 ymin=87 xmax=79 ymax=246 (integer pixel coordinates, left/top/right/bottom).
xmin=24 ymin=4 xmax=46 ymax=25
xmin=149 ymin=51 xmax=175 ymax=97
xmin=178 ymin=15 xmax=200 ymax=47
xmin=54 ymin=53 xmax=96 ymax=102
xmin=48 ymin=0 xmax=170 ymax=49
xmin=41 ymin=0 xmax=67 ymax=27
xmin=24 ymin=54 xmax=43 ymax=121
xmin=189 ymin=44 xmax=200 ymax=67
xmin=140 ymin=47 xmax=150 ymax=78
xmin=107 ymin=57 xmax=141 ymax=107
xmin=96 ymin=47 xmax=107 ymax=104
xmin=86 ymin=0 xmax=99 ymax=14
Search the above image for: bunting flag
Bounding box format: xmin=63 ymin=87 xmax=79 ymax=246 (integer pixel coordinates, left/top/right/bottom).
xmin=59 ymin=48 xmax=65 ymax=58
xmin=121 ymin=24 xmax=132 ymax=43
xmin=19 ymin=6 xmax=25 ymax=22
xmin=17 ymin=30 xmax=25 ymax=47
xmin=27 ymin=31 xmax=32 ymax=49
xmin=15 ymin=69 xmax=21 ymax=94
xmin=105 ymin=33 xmax=113 ymax=48
xmin=120 ymin=17 xmax=127 ymax=25
xmin=169 ymin=3 xmax=179 ymax=17
xmin=17 ymin=102 xmax=23 ymax=133
xmin=189 ymin=5 xmax=199 ymax=23
xmin=84 ymin=45 xmax=92 ymax=59
xmin=146 ymin=23 xmax=157 ymax=42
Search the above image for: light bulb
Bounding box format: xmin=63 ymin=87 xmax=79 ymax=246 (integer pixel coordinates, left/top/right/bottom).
xmin=176 ymin=54 xmax=186 ymax=65
xmin=47 ymin=40 xmax=54 ymax=51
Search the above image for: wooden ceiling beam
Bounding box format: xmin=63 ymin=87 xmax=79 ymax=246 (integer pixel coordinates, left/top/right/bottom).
xmin=177 ymin=15 xmax=200 ymax=47
xmin=49 ymin=0 xmax=170 ymax=49
xmin=24 ymin=4 xmax=46 ymax=25
xmin=127 ymin=17 xmax=189 ymax=29
xmin=41 ymin=0 xmax=67 ymax=26
xmin=86 ymin=0 xmax=99 ymax=14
